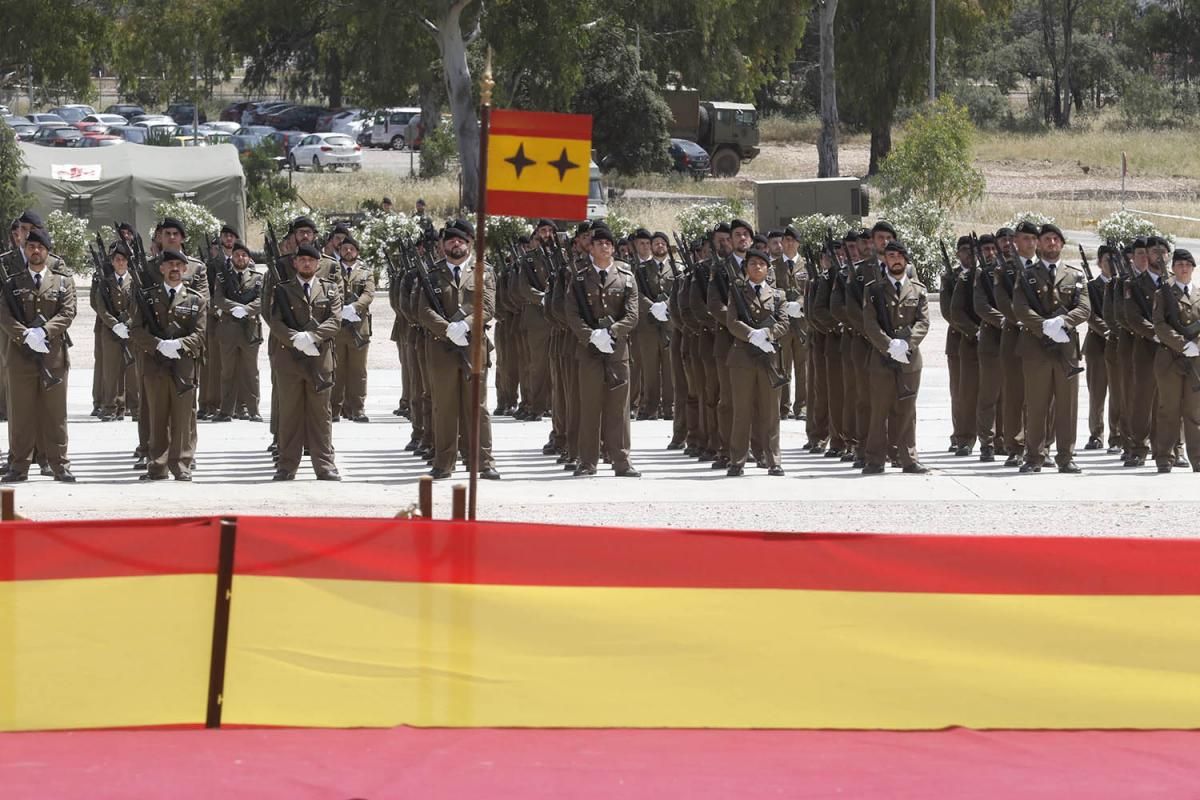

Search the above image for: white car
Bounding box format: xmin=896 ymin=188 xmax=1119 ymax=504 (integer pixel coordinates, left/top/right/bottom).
xmin=81 ymin=113 xmax=129 ymax=127
xmin=205 ymin=120 xmax=241 ymax=135
xmin=329 ymin=109 xmax=365 ymax=136
xmin=289 ymin=133 xmax=362 ymax=171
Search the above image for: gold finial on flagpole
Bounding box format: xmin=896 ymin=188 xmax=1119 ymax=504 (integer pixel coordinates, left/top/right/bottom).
xmin=481 ymin=47 xmax=494 ymax=106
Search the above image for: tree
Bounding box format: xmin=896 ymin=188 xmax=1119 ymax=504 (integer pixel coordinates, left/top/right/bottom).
xmin=0 ymin=125 xmax=32 ymax=228
xmin=571 ymin=27 xmax=672 ymax=174
xmin=817 ymin=0 xmax=839 ymax=178
xmin=875 ymin=96 xmax=985 ymax=210
xmin=0 ymin=0 xmax=110 ymax=104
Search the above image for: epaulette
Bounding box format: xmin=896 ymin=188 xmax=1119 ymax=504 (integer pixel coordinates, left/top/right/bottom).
xmin=615 ymin=262 xmax=633 ymax=275
xmin=51 ymin=262 xmax=73 ymax=278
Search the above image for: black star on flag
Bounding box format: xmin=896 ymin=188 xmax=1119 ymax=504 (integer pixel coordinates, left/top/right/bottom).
xmin=505 ymin=143 xmax=536 ymax=178
xmin=548 ymin=147 xmax=579 ymax=182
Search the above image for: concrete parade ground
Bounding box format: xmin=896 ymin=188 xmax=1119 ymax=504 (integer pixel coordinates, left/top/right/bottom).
xmin=4 ymin=287 xmax=1196 ymax=536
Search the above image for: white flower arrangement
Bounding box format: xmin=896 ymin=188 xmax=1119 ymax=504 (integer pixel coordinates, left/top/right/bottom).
xmin=876 ymin=198 xmax=953 ymax=286
xmin=354 ymin=211 xmax=424 ymax=275
xmin=44 ymin=210 xmax=91 ymax=274
xmin=153 ymin=199 xmax=223 ymax=243
xmin=787 ymin=213 xmax=856 ymax=253
xmin=676 ymin=199 xmax=751 ymax=242
xmin=1097 ymin=210 xmax=1174 ymax=248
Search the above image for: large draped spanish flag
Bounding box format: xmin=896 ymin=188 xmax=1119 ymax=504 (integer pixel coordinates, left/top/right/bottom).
xmin=485 ymin=110 xmax=592 ymax=220
xmin=4 ymin=516 xmax=1200 ymax=732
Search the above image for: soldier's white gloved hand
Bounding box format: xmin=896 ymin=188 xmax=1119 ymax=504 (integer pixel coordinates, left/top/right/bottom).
xmin=290 ymin=331 xmax=320 ymax=356
xmin=1184 ymin=341 xmax=1200 ymax=358
xmin=1042 ymin=316 xmax=1070 ymax=343
xmin=230 ymin=305 xmax=248 ymax=319
xmin=112 ymin=322 xmax=130 ymax=339
xmin=590 ymin=328 xmax=615 ymax=354
xmin=340 ymin=306 xmax=361 ymax=323
xmin=887 ymin=338 xmax=910 ymax=364
xmin=24 ymin=327 xmax=49 ymax=353
xmin=446 ymin=319 xmax=470 ymax=346
xmin=975 ymin=328 xmax=983 ymax=340
xmin=156 ymin=338 xmax=182 ymax=359
xmin=784 ymin=300 xmax=803 ymax=318
xmin=650 ymin=301 xmax=669 ymax=322
xmin=748 ymin=327 xmax=775 ymax=353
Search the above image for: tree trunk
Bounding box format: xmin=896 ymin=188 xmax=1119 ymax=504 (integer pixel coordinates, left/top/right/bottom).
xmin=418 ymin=72 xmax=443 ymax=151
xmin=434 ymin=0 xmax=480 ymax=211
xmin=327 ymin=50 xmax=343 ymax=109
xmin=817 ymin=0 xmax=839 ymax=179
xmin=1060 ymin=0 xmax=1074 ymax=128
xmin=868 ymin=122 xmax=890 ymax=176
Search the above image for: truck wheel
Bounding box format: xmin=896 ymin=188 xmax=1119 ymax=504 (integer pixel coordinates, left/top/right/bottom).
xmin=711 ymin=148 xmax=741 ymax=177
xmin=390 ymin=135 xmax=406 ymax=151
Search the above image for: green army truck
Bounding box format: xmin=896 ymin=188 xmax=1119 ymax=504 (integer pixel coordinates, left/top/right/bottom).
xmin=663 ymin=89 xmax=760 ymax=177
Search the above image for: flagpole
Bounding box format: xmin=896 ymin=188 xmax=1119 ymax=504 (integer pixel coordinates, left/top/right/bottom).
xmin=468 ymin=50 xmax=493 ymax=521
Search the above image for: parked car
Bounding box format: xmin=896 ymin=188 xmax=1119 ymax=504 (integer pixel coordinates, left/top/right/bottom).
xmin=231 ymin=125 xmax=277 ymax=154
xmin=164 ymin=103 xmax=207 ymax=125
xmin=104 ymin=104 xmax=146 ymax=122
xmin=109 ymin=125 xmax=151 ymax=144
xmin=366 ymin=106 xmax=420 ymax=149
xmin=319 ymin=107 xmax=364 ymax=133
xmin=31 ymin=125 xmax=83 ymax=147
xmin=668 ymin=138 xmax=711 ymax=178
xmin=205 ymin=121 xmax=240 ymax=135
xmin=266 ymin=129 xmax=308 ymax=154
xmin=5 ymin=119 xmax=37 ymax=141
xmin=268 ymin=105 xmax=326 ymax=133
xmin=220 ymin=101 xmax=257 ymax=122
xmin=75 ymin=134 xmax=123 ymax=148
xmin=75 ymin=123 xmax=114 ymax=136
xmin=47 ymin=104 xmax=94 ymax=124
xmin=27 ymin=112 xmax=66 ymax=125
xmin=288 ymin=132 xmax=362 ymax=171
xmin=0 ymin=105 xmax=11 ymax=117
xmin=252 ymin=102 xmax=295 ymax=125
xmin=80 ymin=113 xmax=130 ymax=129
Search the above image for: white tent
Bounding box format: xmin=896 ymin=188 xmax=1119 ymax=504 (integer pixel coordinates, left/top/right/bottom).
xmin=18 ymin=141 xmax=246 ymax=234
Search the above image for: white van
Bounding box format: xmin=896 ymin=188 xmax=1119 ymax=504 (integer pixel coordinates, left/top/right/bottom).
xmin=368 ymin=107 xmax=420 ymax=149
xmin=587 ymin=161 xmax=607 ymax=221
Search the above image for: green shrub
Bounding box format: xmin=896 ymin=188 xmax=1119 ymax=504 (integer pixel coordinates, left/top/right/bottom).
xmin=876 ymin=198 xmax=953 ymax=287
xmin=44 ymin=211 xmax=90 ymax=274
xmin=876 ymin=96 xmax=986 ymax=211
xmin=419 ymin=123 xmax=457 ymax=179
xmin=676 ymin=199 xmax=750 ymax=242
xmin=245 ymin=140 xmax=298 ymax=219
xmin=952 ymin=83 xmax=1009 ymax=129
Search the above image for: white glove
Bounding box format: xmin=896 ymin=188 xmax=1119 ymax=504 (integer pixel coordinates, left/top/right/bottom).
xmin=340 ymin=306 xmax=361 ymax=323
xmin=290 ymin=331 xmax=320 ymax=356
xmin=1042 ymin=316 xmax=1070 ymax=343
xmin=748 ymin=328 xmax=776 ymax=353
xmin=446 ymin=319 xmax=470 ymax=346
xmin=112 ymin=322 xmax=130 ymax=339
xmin=589 ymin=328 xmax=615 ymax=354
xmin=156 ymin=339 xmax=182 ymax=359
xmin=975 ymin=328 xmax=983 ymax=340
xmin=230 ymin=305 xmax=248 ymax=320
xmin=1184 ymin=341 xmax=1200 ymax=358
xmin=887 ymin=338 xmax=910 ymax=364
xmin=649 ymin=301 xmax=669 ymax=322
xmin=23 ymin=327 xmax=49 ymax=354
xmin=784 ymin=301 xmax=803 ymax=319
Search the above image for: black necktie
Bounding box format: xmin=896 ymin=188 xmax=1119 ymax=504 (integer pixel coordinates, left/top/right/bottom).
xmin=786 ymin=259 xmax=794 ymax=270
xmin=304 ymin=282 xmax=311 ymax=300
xmin=1025 ymin=259 xmax=1033 ymax=269
xmin=599 ymin=269 xmax=608 ymax=283
xmin=33 ymin=273 xmax=41 ymax=290
xmin=117 ymin=276 xmax=123 ymax=287
xmin=168 ymin=287 xmax=176 ymax=303
xmin=894 ymin=281 xmax=902 ymax=295
xmin=1185 ymin=286 xmax=1190 ymax=297
xmin=1048 ymin=264 xmax=1056 ymax=281
xmin=754 ymin=284 xmax=761 ymax=297
xmin=453 ymin=266 xmax=461 ymax=284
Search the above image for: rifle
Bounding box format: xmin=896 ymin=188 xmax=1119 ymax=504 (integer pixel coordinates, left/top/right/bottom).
xmin=1159 ymin=282 xmax=1200 ymax=392
xmin=1016 ymin=261 xmax=1085 ymax=378
xmin=867 ymin=279 xmax=917 ymax=401
xmin=265 ymin=230 xmax=335 ymax=393
xmin=513 ymin=240 xmax=545 ymax=293
xmin=720 ymin=257 xmax=788 ymax=388
xmin=337 ymin=264 xmax=370 ymax=351
xmin=88 ymin=235 xmax=136 ymax=368
xmin=1077 ymin=243 xmax=1105 ymax=318
xmin=633 ymin=259 xmax=671 ymax=348
xmin=569 ymin=268 xmax=625 ymax=390
xmin=939 ymin=239 xmax=954 ymax=282
xmin=958 ymin=233 xmax=981 ymax=328
xmin=0 ymin=255 xmax=62 ymax=389
xmin=129 ymin=233 xmax=195 ymax=396
xmin=1118 ymin=244 xmax=1155 ymax=323
xmin=402 ymin=240 xmax=472 ymax=371
xmin=971 ymin=234 xmax=999 ymax=312
xmin=219 ymin=259 xmax=264 ymax=346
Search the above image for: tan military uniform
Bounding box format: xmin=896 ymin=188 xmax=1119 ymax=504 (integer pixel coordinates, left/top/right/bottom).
xmin=994 ymin=256 xmax=1029 ymax=459
xmin=515 ymin=248 xmax=552 ymax=418
xmin=0 ymin=264 xmax=76 ymax=477
xmin=940 ymin=269 xmax=969 ymax=450
xmin=1013 ymin=261 xmax=1091 ymax=468
xmin=687 ymin=259 xmax=721 ymax=458
xmin=388 ymin=266 xmax=411 ymax=416
xmin=564 ymin=260 xmax=639 ymax=473
xmin=948 ymin=267 xmax=981 ymax=454
xmin=972 ymin=262 xmax=1007 ymax=454
xmin=267 ymin=277 xmax=342 ymax=477
xmin=1084 ymin=274 xmax=1116 ymax=447
xmin=862 ymin=275 xmax=930 ymax=469
xmin=1101 ymin=274 xmax=1127 ymax=452
xmin=130 ymin=283 xmax=206 ymax=478
xmin=331 ymin=260 xmax=375 ymax=420
xmin=774 ymin=255 xmax=808 ymax=420
xmin=1123 ymin=268 xmax=1168 ymax=461
xmin=202 ymin=252 xmax=231 ymax=415
xmin=633 ymin=258 xmax=675 ymax=419
xmin=213 ymin=265 xmax=264 ymax=417
xmin=725 ymin=280 xmax=791 ymax=470
xmin=416 ymin=255 xmax=497 ymax=474
xmin=1152 ymin=279 xmax=1200 ymax=468
xmin=810 ymin=264 xmax=844 ymax=453
xmin=90 ymin=269 xmax=138 ymax=417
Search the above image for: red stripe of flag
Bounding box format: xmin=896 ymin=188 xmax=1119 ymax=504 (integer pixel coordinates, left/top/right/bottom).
xmin=231 ymin=517 xmax=1200 ymax=596
xmin=487 ymin=189 xmax=587 ymax=220
xmin=490 ymin=109 xmax=592 ymax=140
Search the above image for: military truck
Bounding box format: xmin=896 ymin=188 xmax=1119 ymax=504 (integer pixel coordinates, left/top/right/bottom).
xmin=663 ymin=89 xmax=760 ymax=177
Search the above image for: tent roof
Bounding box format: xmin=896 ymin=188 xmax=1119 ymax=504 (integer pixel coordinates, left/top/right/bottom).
xmin=18 ymin=140 xmax=244 ymax=182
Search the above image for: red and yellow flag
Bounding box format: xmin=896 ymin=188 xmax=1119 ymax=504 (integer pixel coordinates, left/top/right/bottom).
xmin=486 ymin=110 xmax=592 ymax=220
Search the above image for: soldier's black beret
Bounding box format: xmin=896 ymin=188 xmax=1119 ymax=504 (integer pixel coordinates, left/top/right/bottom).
xmin=1014 ymin=221 xmax=1040 ymax=236
xmin=1146 ymin=235 xmax=1168 ymax=249
xmin=730 ymin=218 xmax=754 ymax=235
xmin=110 ymin=242 xmax=132 ymax=260
xmin=290 ymin=216 xmax=318 ymax=233
xmin=575 ymin=220 xmax=593 ymax=235
xmin=618 ymin=237 xmax=629 ymax=247
xmin=295 ymin=243 xmax=321 ymax=260
xmin=883 ymin=240 xmax=910 ymax=259
xmin=1172 ymin=249 xmax=1194 ymax=265
xmin=382 ymin=196 xmax=394 ymax=204
xmin=1038 ymin=223 xmax=1064 ymax=240
xmin=331 ymin=223 xmax=351 ymax=237
xmin=117 ymin=221 xmax=136 ymax=235
xmin=753 ymin=234 xmax=768 ymax=246
xmin=633 ymin=228 xmax=652 ymax=240
xmin=160 ymin=217 xmax=187 ymax=237
xmin=843 ymin=229 xmax=858 ymax=243
xmin=995 ymin=227 xmax=1015 ymax=238
xmin=161 ymin=249 xmax=188 ymax=264
xmin=1097 ymin=244 xmax=1114 ymax=260
xmin=517 ymin=234 xmax=531 ymax=245
xmin=340 ymin=236 xmax=359 ymax=250
xmin=221 ymin=224 xmax=239 ymax=238
xmin=19 ymin=210 xmax=44 ymax=228
xmin=978 ymin=233 xmax=996 ymax=246
xmin=767 ymin=229 xmax=783 ymax=239
xmin=535 ymin=218 xmax=556 ymax=230
xmin=782 ymin=226 xmax=800 ymax=240
xmin=24 ymin=228 xmax=51 ymax=248
xmin=745 ymin=248 xmax=770 ymax=266
xmin=652 ymin=231 xmax=670 ymax=243
xmin=956 ymin=235 xmax=973 ymax=249
xmin=1132 ymin=237 xmax=1148 ymax=250
xmin=858 ymin=228 xmax=871 ymax=240
xmin=712 ymin=222 xmax=732 ymax=235
xmin=590 ymin=226 xmax=615 ymax=244
xmin=871 ymin=221 xmax=897 ymax=237
xmin=443 ymin=218 xmax=474 ymax=241
xmin=231 ymin=240 xmax=251 ymax=255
